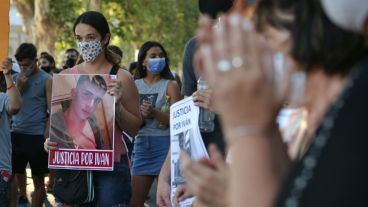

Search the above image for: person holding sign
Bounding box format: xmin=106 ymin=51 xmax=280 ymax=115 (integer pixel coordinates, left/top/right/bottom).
xmin=45 ymin=11 xmax=141 ymax=206
xmin=50 ymin=75 xmax=107 ymax=150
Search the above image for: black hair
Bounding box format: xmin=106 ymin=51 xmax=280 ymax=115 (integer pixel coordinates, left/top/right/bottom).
xmin=15 ymin=43 xmax=37 ymax=61
xmin=65 ymin=48 xmax=79 ymax=56
xmin=292 ymin=0 xmax=368 ymax=75
xmin=73 ymin=11 xmax=121 ymax=65
xmin=198 ymin=0 xmax=234 ymax=19
xmin=254 ymin=0 xmax=295 ymax=32
xmin=40 ymin=52 xmax=55 ymax=65
xmin=108 ymin=45 xmax=123 ymax=58
xmin=137 ymin=41 xmax=174 ymax=80
xmin=128 ymin=61 xmax=138 ymax=73
xmin=40 ymin=51 xmax=49 ymax=57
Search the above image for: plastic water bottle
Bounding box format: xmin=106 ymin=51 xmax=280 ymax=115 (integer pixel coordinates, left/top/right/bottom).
xmin=157 ymin=95 xmax=170 ymax=129
xmin=197 ymin=77 xmax=215 ymax=133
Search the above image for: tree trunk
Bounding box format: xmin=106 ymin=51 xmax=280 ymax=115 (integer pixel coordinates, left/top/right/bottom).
xmin=33 ymin=0 xmax=59 ymax=54
xmin=12 ymin=0 xmax=59 ymax=55
xmin=13 ymin=0 xmax=34 ymax=36
xmin=87 ymin=0 xmax=102 ymax=11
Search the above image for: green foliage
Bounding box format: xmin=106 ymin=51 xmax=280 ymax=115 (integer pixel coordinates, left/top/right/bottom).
xmin=51 ymin=0 xmax=199 ymax=70
xmin=48 ymin=0 xmax=84 ymax=50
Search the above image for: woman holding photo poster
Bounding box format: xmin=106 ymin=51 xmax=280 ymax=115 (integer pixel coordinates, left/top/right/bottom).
xmin=45 ymin=11 xmax=141 ymax=206
xmin=130 ymin=41 xmax=182 ymax=207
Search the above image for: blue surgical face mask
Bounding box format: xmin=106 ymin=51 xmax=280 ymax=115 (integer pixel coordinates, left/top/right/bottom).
xmin=147 ymin=58 xmax=166 ymax=74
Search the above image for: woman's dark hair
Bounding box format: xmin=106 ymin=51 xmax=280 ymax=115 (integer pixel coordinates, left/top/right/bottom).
xmin=128 ymin=61 xmax=138 ymax=73
xmin=292 ymin=0 xmax=368 ymax=75
xmin=137 ymin=41 xmax=174 ymax=80
xmin=40 ymin=52 xmax=55 ymax=64
xmin=254 ymin=0 xmax=295 ymax=32
xmin=40 ymin=52 xmax=56 ymax=70
xmin=65 ymin=48 xmax=79 ymax=56
xmin=73 ymin=11 xmax=121 ymax=66
xmin=108 ymin=45 xmax=123 ymax=58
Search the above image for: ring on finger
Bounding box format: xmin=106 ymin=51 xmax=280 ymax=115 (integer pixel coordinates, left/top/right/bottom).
xmin=216 ymin=59 xmax=232 ymax=72
xmin=231 ymin=56 xmax=245 ymax=69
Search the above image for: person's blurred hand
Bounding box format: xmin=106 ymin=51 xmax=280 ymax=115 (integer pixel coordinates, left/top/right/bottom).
xmin=140 ymin=99 xmax=154 ymax=118
xmin=1 ymin=58 xmax=13 ymax=75
xmin=195 ymin=14 xmax=286 ymax=131
xmin=156 ymin=175 xmax=172 ymax=207
xmin=44 ymin=138 xmax=59 ymax=152
xmin=107 ymin=76 xmax=124 ymax=101
xmin=16 ymin=72 xmax=29 ymax=90
xmin=192 ymin=89 xmax=215 ymax=112
xmin=173 ymin=184 xmax=193 ymax=207
xmin=181 ymin=144 xmax=228 ymax=207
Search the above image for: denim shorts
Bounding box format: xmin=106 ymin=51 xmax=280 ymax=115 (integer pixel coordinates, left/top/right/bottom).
xmin=0 ymin=173 xmax=10 ymax=207
xmin=93 ymin=155 xmax=131 ymax=207
xmin=131 ymin=136 xmax=170 ymax=176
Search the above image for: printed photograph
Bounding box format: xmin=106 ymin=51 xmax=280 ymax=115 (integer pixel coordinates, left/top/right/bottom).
xmin=49 ymin=74 xmax=115 ymax=150
xmin=173 ymin=128 xmax=193 ymax=185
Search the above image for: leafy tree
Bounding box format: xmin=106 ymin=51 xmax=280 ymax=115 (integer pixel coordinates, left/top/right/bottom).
xmin=13 ymin=0 xmax=84 ymax=56
xmin=13 ymin=0 xmax=199 ymax=70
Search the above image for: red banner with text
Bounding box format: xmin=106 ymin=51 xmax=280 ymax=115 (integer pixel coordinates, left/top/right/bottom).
xmin=49 ymin=149 xmax=113 ymax=171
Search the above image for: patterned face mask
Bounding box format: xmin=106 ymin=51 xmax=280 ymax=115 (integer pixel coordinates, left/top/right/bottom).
xmin=77 ymin=40 xmax=104 ymax=62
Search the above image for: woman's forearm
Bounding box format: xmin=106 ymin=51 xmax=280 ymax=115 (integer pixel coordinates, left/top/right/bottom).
xmin=116 ymin=102 xmax=142 ymax=137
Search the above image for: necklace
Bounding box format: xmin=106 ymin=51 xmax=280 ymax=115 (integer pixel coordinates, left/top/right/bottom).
xmin=284 ymin=67 xmax=361 ymax=207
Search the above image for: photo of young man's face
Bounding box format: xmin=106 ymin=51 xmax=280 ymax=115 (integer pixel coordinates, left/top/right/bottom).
xmin=70 ymin=81 xmax=106 ymax=121
xmin=49 ymin=74 xmax=115 ymax=170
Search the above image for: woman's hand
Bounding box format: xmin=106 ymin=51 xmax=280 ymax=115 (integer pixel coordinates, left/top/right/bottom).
xmin=181 ymin=144 xmax=228 ymax=207
xmin=107 ymin=76 xmax=124 ymax=102
xmin=44 ymin=138 xmax=58 ymax=152
xmin=173 ymin=184 xmax=193 ymax=207
xmin=140 ymin=99 xmax=154 ymax=118
xmin=195 ymin=14 xmax=286 ymax=131
xmin=192 ymin=89 xmax=214 ymax=112
xmin=156 ymin=175 xmax=172 ymax=207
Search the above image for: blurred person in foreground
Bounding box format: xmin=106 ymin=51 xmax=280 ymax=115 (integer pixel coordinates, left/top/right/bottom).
xmin=156 ymin=0 xmax=235 ymax=206
xmin=182 ymin=0 xmax=368 ymax=206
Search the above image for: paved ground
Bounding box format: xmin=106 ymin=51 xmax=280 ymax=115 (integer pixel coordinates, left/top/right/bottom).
xmin=17 ymin=168 xmax=158 ymax=207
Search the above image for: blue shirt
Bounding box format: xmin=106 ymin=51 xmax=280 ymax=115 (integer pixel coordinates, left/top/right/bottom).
xmin=11 ymin=70 xmax=49 ymax=135
xmin=0 ymin=93 xmax=11 ymax=172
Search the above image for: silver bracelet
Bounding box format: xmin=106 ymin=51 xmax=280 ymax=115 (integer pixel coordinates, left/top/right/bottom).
xmin=225 ymin=125 xmax=271 ymax=143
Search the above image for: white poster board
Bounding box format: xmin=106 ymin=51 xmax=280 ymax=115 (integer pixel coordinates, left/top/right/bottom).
xmin=170 ymin=97 xmax=209 ymax=206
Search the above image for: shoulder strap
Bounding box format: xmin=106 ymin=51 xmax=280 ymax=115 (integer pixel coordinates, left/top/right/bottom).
xmin=109 ymin=64 xmax=120 ymax=75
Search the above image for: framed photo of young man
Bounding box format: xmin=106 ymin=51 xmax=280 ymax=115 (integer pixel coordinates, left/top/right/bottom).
xmin=48 ymin=74 xmax=115 ymax=170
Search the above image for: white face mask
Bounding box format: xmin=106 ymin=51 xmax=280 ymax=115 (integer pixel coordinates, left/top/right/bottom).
xmin=273 ymin=53 xmax=306 ymax=107
xmin=321 ymin=0 xmax=368 ymax=32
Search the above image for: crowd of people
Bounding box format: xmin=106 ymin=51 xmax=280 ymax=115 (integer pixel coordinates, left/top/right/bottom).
xmin=1 ymin=0 xmax=368 ymax=206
